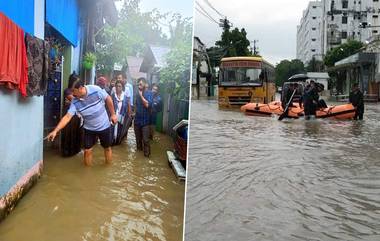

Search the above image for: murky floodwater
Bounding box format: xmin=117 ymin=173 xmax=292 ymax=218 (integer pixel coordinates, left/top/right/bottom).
xmin=0 ymin=132 xmax=184 ymax=241
xmin=185 ymin=99 xmax=380 ymax=241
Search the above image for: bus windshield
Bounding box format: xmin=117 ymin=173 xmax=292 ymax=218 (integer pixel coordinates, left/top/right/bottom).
xmin=220 ymin=67 xmax=263 ymax=86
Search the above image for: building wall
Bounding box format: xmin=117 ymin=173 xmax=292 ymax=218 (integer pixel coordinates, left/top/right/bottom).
xmin=321 ymin=0 xmax=380 ymax=54
xmin=0 ymin=0 xmax=45 ymax=197
xmin=297 ymin=1 xmax=323 ymax=64
xmin=0 ymin=0 xmax=45 ymax=220
xmin=0 ymin=92 xmax=43 ymax=197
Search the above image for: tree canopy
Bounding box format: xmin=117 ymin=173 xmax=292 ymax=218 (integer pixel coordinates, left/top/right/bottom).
xmin=323 ymin=40 xmax=363 ymax=67
xmin=160 ymin=14 xmax=193 ymax=99
xmin=207 ymin=18 xmax=252 ymax=68
xmin=95 ymin=0 xmax=169 ymax=73
xmin=275 ymin=59 xmax=305 ymax=87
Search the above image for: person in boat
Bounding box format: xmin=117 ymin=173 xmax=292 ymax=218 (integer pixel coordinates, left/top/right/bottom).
xmin=282 ymin=83 xmax=296 ymax=109
xmin=313 ymin=82 xmax=328 ymax=109
xmin=349 ymin=83 xmax=364 ymax=120
xmin=111 ymin=80 xmax=131 ymax=145
xmin=46 ymin=78 xmax=118 ymax=166
xmin=299 ymin=80 xmax=319 ymax=119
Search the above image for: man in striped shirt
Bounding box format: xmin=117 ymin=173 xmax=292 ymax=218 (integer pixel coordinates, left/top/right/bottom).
xmin=47 ymin=79 xmax=118 ymax=166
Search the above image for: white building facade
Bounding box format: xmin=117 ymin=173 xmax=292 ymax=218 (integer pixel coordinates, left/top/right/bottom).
xmin=297 ymin=1 xmax=324 ymax=64
xmin=297 ymin=0 xmax=380 ymax=65
xmin=321 ymin=0 xmax=380 ymax=54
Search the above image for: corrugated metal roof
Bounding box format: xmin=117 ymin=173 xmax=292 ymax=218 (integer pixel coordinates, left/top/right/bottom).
xmin=126 ymin=56 xmax=147 ymax=80
xmin=150 ymin=45 xmax=171 ymax=68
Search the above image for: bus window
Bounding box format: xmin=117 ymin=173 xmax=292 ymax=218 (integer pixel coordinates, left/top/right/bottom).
xmin=220 ymin=67 xmax=263 ymax=86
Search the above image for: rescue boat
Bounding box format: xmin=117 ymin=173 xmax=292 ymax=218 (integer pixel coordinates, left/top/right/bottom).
xmin=241 ymin=101 xmax=356 ymax=120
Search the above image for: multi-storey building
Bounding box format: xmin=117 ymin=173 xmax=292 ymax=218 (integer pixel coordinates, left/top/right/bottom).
xmin=321 ymin=0 xmax=380 ymax=54
xmin=297 ymin=0 xmax=380 ymax=64
xmin=297 ymin=1 xmax=323 ymax=64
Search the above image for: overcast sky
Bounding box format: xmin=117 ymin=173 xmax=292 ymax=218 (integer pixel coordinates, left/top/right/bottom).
xmin=140 ymin=0 xmax=194 ymax=18
xmin=194 ymin=0 xmax=311 ymax=64
xmin=115 ymin=0 xmax=194 ymax=35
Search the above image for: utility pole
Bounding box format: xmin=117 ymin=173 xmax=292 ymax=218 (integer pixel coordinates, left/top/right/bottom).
xmin=219 ymin=17 xmax=232 ymax=29
xmin=251 ymin=40 xmax=259 ymax=56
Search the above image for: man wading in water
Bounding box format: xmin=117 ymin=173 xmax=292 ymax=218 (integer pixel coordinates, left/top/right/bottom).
xmin=47 ymin=79 xmax=118 ymax=166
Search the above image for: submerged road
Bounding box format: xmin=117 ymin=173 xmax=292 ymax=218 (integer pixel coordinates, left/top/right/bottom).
xmin=185 ymin=99 xmax=380 ymax=241
xmin=0 ymin=132 xmax=184 ymax=241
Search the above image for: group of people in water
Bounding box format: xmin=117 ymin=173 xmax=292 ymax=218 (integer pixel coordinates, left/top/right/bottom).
xmin=47 ymin=72 xmax=162 ymax=166
xmin=282 ymin=79 xmax=364 ymax=120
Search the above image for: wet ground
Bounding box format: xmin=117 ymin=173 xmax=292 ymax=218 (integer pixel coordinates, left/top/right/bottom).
xmin=185 ymin=99 xmax=380 ymax=241
xmin=0 ymin=132 xmax=184 ymax=241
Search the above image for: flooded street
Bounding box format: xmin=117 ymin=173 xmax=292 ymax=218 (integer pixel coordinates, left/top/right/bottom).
xmin=185 ymin=99 xmax=380 ymax=241
xmin=0 ymin=133 xmax=184 ymax=241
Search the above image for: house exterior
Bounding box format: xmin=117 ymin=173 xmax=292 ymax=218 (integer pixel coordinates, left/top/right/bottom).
xmin=140 ymin=45 xmax=171 ymax=85
xmin=192 ymin=36 xmax=212 ymax=99
xmin=126 ymin=56 xmax=147 ymax=84
xmin=330 ymin=51 xmax=379 ymax=100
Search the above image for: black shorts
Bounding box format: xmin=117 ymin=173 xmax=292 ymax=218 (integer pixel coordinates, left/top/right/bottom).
xmin=84 ymin=127 xmax=112 ymax=149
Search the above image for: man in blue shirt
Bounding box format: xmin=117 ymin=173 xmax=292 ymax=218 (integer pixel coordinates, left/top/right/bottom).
xmin=150 ymin=83 xmax=162 ymax=140
xmin=47 ymin=79 xmax=118 ymax=166
xmin=134 ymin=77 xmax=153 ymax=157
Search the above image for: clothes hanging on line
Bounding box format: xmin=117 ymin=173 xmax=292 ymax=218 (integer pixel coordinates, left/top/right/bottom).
xmin=0 ymin=12 xmax=28 ymax=97
xmin=25 ymin=33 xmax=50 ymax=96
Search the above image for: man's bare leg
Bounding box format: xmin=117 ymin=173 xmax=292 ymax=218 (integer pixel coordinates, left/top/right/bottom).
xmin=84 ymin=148 xmax=93 ymax=166
xmin=104 ymin=147 xmax=112 ymax=164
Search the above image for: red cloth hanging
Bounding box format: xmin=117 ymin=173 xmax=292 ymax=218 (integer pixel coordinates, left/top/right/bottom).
xmin=0 ymin=12 xmax=29 ymax=97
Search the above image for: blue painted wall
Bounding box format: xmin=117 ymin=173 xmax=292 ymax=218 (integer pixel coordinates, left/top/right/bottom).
xmin=0 ymin=0 xmax=44 ymax=197
xmin=0 ymin=91 xmax=43 ymax=196
xmin=46 ymin=0 xmax=79 ymax=46
xmin=0 ymin=0 xmax=35 ymax=34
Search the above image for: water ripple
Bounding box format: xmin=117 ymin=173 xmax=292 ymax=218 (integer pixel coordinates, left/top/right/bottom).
xmin=186 ymin=100 xmax=380 ymax=241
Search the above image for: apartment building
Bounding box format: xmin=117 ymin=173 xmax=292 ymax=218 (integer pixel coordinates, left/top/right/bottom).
xmin=321 ymin=0 xmax=380 ymax=54
xmin=297 ymin=1 xmax=323 ymax=64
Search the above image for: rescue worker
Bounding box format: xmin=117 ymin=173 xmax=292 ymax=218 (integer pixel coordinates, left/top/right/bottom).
xmin=349 ymin=83 xmax=364 ymax=120
xmin=299 ymin=80 xmax=319 ymax=119
xmin=282 ymin=83 xmax=295 ymax=110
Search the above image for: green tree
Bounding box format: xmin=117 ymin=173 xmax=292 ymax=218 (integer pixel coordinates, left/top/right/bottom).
xmin=214 ymin=18 xmax=252 ymax=58
xmin=160 ymin=15 xmax=193 ymax=99
xmin=275 ymin=59 xmax=305 ymax=87
xmin=323 ymin=40 xmax=363 ymax=67
xmin=95 ymin=0 xmax=168 ymax=73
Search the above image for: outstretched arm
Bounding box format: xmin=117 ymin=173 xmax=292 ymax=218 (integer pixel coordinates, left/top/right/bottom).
xmin=47 ymin=113 xmax=73 ymax=141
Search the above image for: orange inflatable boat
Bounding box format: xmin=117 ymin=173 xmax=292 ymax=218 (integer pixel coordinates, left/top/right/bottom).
xmin=241 ymin=101 xmax=356 ymax=120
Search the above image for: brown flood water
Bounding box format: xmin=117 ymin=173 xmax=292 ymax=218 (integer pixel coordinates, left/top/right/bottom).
xmin=0 ymin=132 xmax=184 ymax=241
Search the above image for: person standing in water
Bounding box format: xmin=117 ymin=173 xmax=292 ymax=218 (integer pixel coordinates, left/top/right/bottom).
xmin=46 ymin=78 xmax=117 ymax=166
xmin=349 ymin=83 xmax=364 ymax=120
xmin=134 ymin=77 xmax=153 ymax=157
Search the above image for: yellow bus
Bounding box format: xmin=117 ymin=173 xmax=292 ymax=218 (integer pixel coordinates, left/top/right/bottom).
xmin=218 ymin=56 xmax=276 ymax=108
